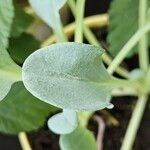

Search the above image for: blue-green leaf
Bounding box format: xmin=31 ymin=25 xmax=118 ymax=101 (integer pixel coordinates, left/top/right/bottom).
xmin=48 ymin=110 xmax=78 ymax=134
xmin=28 ymin=0 xmax=67 ymax=41
xmin=22 ymin=42 xmax=113 ymax=111
xmin=60 ymin=127 xmax=97 ymax=150
xmin=28 ymin=0 xmax=66 ymax=28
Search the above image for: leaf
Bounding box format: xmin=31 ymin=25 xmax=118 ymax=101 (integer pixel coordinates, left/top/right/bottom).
xmin=0 ymin=0 xmax=22 ymax=100
xmin=28 ymin=0 xmax=66 ymax=28
xmin=28 ymin=0 xmax=67 ymax=41
xmin=107 ymin=0 xmax=150 ymax=57
xmin=8 ymin=33 xmax=40 ymax=64
xmin=60 ymin=127 xmax=97 ymax=150
xmin=0 ymin=47 xmax=22 ymax=101
xmin=10 ymin=2 xmax=34 ymax=38
xmin=0 ymin=0 xmax=14 ymax=48
xmin=0 ymin=82 xmax=58 ymax=134
xmin=22 ymin=42 xmax=114 ymax=111
xmin=48 ymin=110 xmax=78 ymax=134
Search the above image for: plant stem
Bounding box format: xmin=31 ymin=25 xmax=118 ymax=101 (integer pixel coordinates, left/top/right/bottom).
xmin=121 ymin=95 xmax=148 ymax=150
xmin=114 ymin=3 xmax=149 ymax=148
xmin=67 ymin=0 xmax=76 ymax=15
xmin=42 ymin=14 xmax=126 ymax=77
xmin=78 ymin=112 xmax=93 ymax=127
xmin=107 ymin=77 xmax=139 ymax=91
xmin=111 ymin=88 xmax=137 ymax=97
xmin=18 ymin=132 xmax=32 ymax=150
xmin=75 ymin=0 xmax=86 ymax=42
xmin=138 ymin=0 xmax=149 ymax=71
xmin=53 ymin=17 xmax=68 ymax=42
xmin=83 ymin=26 xmax=129 ymax=78
xmin=107 ymin=22 xmax=150 ymax=74
xmin=146 ymin=66 xmax=150 ymax=90
xmin=42 ymin=14 xmax=108 ymax=46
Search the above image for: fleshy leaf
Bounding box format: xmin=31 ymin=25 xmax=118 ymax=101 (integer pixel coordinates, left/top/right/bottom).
xmin=48 ymin=110 xmax=78 ymax=134
xmin=8 ymin=33 xmax=40 ymax=64
xmin=107 ymin=0 xmax=150 ymax=57
xmin=28 ymin=0 xmax=66 ymax=28
xmin=22 ymin=42 xmax=114 ymax=111
xmin=60 ymin=127 xmax=97 ymax=150
xmin=0 ymin=82 xmax=58 ymax=134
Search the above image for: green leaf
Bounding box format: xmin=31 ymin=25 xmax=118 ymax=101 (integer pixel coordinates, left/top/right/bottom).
xmin=60 ymin=127 xmax=97 ymax=150
xmin=0 ymin=82 xmax=58 ymax=134
xmin=0 ymin=0 xmax=14 ymax=48
xmin=28 ymin=0 xmax=66 ymax=28
xmin=22 ymin=42 xmax=113 ymax=111
xmin=8 ymin=33 xmax=40 ymax=64
xmin=0 ymin=0 xmax=22 ymax=100
xmin=48 ymin=110 xmax=78 ymax=134
xmin=10 ymin=2 xmax=33 ymax=38
xmin=0 ymin=48 xmax=21 ymax=101
xmin=108 ymin=0 xmax=150 ymax=57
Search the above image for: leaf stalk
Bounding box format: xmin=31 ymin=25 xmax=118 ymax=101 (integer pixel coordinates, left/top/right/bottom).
xmin=138 ymin=0 xmax=149 ymax=71
xmin=121 ymin=95 xmax=148 ymax=150
xmin=107 ymin=22 xmax=150 ymax=74
xmin=75 ymin=0 xmax=86 ymax=43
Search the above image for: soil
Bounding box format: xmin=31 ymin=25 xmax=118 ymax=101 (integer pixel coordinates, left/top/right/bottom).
xmin=0 ymin=0 xmax=149 ymax=150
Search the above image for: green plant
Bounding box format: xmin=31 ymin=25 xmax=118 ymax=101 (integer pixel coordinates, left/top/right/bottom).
xmin=0 ymin=0 xmax=149 ymax=149
xmin=0 ymin=0 xmax=58 ymax=134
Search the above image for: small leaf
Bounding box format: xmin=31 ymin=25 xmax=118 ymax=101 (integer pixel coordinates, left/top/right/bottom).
xmin=22 ymin=42 xmax=113 ymax=111
xmin=11 ymin=2 xmax=34 ymax=38
xmin=60 ymin=127 xmax=97 ymax=150
xmin=48 ymin=110 xmax=78 ymax=134
xmin=28 ymin=0 xmax=66 ymax=28
xmin=128 ymin=69 xmax=145 ymax=80
xmin=0 ymin=82 xmax=58 ymax=134
xmin=8 ymin=33 xmax=40 ymax=64
xmin=28 ymin=0 xmax=67 ymax=41
xmin=108 ymin=0 xmax=150 ymax=57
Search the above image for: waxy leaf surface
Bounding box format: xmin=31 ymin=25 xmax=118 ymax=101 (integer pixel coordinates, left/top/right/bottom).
xmin=23 ymin=42 xmax=113 ymax=111
xmin=48 ymin=110 xmax=78 ymax=134
xmin=28 ymin=0 xmax=66 ymax=28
